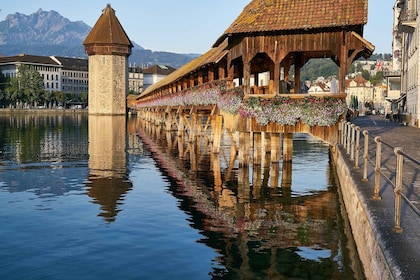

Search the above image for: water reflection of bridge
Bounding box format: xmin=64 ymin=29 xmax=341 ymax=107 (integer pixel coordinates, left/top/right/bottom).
xmin=136 ymin=117 xmax=338 ymax=245
xmin=132 ymin=116 xmax=363 ymax=278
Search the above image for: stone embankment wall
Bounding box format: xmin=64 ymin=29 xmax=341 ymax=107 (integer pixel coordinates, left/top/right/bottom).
xmin=331 ymin=145 xmax=396 ymax=280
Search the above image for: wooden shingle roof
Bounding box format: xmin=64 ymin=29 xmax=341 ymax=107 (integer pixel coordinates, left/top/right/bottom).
xmin=214 ymin=0 xmax=368 ymax=46
xmin=83 ymin=4 xmax=133 ymax=47
xmin=139 ymin=39 xmax=229 ymax=98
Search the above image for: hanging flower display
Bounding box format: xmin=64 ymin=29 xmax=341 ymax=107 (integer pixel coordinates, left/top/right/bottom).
xmin=136 ymin=82 xmax=346 ymax=127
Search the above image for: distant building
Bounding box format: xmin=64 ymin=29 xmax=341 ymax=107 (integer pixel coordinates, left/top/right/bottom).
xmin=53 ymin=56 xmax=88 ymax=95
xmin=0 ymin=54 xmax=62 ymax=92
xmin=128 ymin=66 xmax=143 ymax=94
xmin=345 ymin=76 xmax=382 ymax=114
xmin=0 ymin=54 xmax=89 ymax=95
xmin=308 ymin=81 xmax=330 ymax=93
xmin=143 ymin=64 xmax=176 ymax=89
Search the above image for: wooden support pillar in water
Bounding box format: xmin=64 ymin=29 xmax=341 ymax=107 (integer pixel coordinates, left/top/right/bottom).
xmin=270 ymin=133 xmax=281 ymax=163
xmin=211 ymin=115 xmax=223 ymax=153
xmin=262 ymin=152 xmax=271 ymax=188
xmin=281 ymin=160 xmax=292 ymax=189
xmin=164 ymin=112 xmax=172 ymax=131
xmin=189 ymin=114 xmax=197 ymax=141
xmin=263 ymin=132 xmax=271 ymax=154
xmin=189 ymin=141 xmax=197 ymax=172
xmin=283 ymin=132 xmax=293 ymax=162
xmin=253 ymin=132 xmax=262 ymax=165
xmin=238 ymin=166 xmax=250 ymax=203
xmin=270 ymin=163 xmax=280 ymax=188
xmin=211 ymin=153 xmax=222 ymax=193
xmin=177 ymin=114 xmax=184 ymax=136
xmin=252 ymin=164 xmax=262 ymax=199
xmin=166 ymin=131 xmax=172 ymax=149
xmin=238 ymin=132 xmax=251 ymax=166
xmin=177 ymin=133 xmax=185 ymax=158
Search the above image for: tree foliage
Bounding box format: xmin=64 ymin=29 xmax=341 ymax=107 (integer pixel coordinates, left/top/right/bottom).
xmin=300 ymin=54 xmax=391 ymax=82
xmin=6 ymin=64 xmax=45 ymax=106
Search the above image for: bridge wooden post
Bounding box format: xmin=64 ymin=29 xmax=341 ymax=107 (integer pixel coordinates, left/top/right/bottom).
xmin=263 ymin=132 xmax=271 ymax=152
xmin=281 ymin=160 xmax=292 ymax=188
xmin=164 ymin=112 xmax=173 ymax=131
xmin=271 ymin=133 xmax=281 ymax=163
xmin=177 ymin=133 xmax=185 ymax=158
xmin=238 ymin=165 xmax=250 ymax=202
xmin=177 ymin=113 xmax=185 ymax=136
xmin=238 ymin=132 xmax=251 ymax=166
xmin=211 ymin=153 xmax=222 ymax=192
xmin=211 ymin=115 xmax=223 ymax=153
xmin=253 ymin=132 xmax=262 ymax=165
xmin=189 ymin=141 xmax=197 ymax=172
xmin=270 ymin=162 xmax=280 ymax=188
xmin=252 ymin=164 xmax=262 ymax=199
xmin=283 ymin=133 xmax=293 ymax=162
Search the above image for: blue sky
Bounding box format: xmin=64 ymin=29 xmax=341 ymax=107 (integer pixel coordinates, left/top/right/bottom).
xmin=1 ymin=0 xmax=393 ymax=55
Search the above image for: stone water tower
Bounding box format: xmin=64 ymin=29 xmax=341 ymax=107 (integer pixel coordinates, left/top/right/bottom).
xmin=83 ymin=4 xmax=133 ymax=115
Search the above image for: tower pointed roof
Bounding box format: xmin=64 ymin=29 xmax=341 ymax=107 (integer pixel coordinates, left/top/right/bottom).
xmin=83 ymin=4 xmax=133 ymax=56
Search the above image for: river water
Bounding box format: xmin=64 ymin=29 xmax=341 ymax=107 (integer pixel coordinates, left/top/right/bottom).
xmin=0 ymin=113 xmax=365 ymax=280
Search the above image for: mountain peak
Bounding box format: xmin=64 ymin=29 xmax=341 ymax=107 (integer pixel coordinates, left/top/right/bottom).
xmin=0 ymin=9 xmax=194 ymax=68
xmin=0 ymin=9 xmax=91 ymax=47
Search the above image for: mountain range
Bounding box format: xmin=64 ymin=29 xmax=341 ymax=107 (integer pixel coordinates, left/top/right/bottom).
xmin=0 ymin=9 xmax=198 ymax=68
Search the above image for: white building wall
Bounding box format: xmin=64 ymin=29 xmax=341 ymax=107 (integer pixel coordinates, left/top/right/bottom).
xmin=402 ymin=0 xmax=420 ymax=126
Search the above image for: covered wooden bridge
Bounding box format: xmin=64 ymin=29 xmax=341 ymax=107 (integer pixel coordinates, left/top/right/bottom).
xmin=133 ymin=0 xmax=374 ymax=163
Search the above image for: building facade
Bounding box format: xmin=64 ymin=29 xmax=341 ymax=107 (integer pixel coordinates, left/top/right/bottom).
xmin=0 ymin=54 xmax=88 ymax=95
xmin=54 ymin=56 xmax=88 ymax=95
xmin=128 ymin=66 xmax=143 ymax=94
xmin=394 ymin=0 xmax=420 ymax=127
xmin=143 ymin=65 xmax=176 ymax=90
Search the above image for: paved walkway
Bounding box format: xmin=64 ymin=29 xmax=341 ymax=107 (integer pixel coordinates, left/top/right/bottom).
xmin=344 ymin=114 xmax=419 ymax=279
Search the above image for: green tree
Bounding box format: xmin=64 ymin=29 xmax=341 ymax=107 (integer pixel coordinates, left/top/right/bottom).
xmin=16 ymin=64 xmax=44 ymax=107
xmin=53 ymin=91 xmax=66 ymax=105
xmin=369 ymin=72 xmax=384 ymax=86
xmin=361 ymin=69 xmax=370 ymax=81
xmin=80 ymin=92 xmax=88 ymax=103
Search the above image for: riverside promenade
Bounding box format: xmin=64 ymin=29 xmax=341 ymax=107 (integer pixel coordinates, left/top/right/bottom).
xmin=337 ymin=114 xmax=419 ymax=280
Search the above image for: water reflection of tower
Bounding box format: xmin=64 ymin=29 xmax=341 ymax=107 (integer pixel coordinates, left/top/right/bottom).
xmin=85 ymin=115 xmax=132 ymax=222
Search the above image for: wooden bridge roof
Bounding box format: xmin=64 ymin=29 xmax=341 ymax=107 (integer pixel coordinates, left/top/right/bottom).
xmin=139 ymin=39 xmax=228 ymax=98
xmin=214 ymin=0 xmax=368 ymax=46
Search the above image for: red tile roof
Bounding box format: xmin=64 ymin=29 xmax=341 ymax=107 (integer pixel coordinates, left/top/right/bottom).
xmin=218 ymin=0 xmax=368 ymax=39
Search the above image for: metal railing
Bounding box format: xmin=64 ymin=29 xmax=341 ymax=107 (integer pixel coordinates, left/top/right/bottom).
xmin=339 ymin=120 xmax=420 ymax=233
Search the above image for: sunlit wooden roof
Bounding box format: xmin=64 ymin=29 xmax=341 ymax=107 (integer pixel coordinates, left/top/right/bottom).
xmin=214 ymin=0 xmax=368 ymax=46
xmin=139 ymin=39 xmax=228 ymax=98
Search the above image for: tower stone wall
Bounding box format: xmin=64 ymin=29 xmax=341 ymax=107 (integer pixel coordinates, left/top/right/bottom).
xmin=88 ymin=55 xmax=128 ymax=115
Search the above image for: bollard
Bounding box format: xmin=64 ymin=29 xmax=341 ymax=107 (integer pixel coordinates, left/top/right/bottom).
xmin=393 ymin=147 xmax=404 ymax=233
xmin=354 ymin=127 xmax=360 ymax=169
xmin=342 ymin=121 xmax=348 ymax=148
xmin=350 ymin=124 xmax=356 ymax=161
xmin=362 ymin=130 xmax=369 ymax=181
xmin=373 ymin=136 xmax=382 ymax=200
xmin=346 ymin=122 xmax=351 ymax=154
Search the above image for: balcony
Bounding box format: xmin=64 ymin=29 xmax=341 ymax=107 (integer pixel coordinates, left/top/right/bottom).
xmin=400 ymin=9 xmax=417 ymax=33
